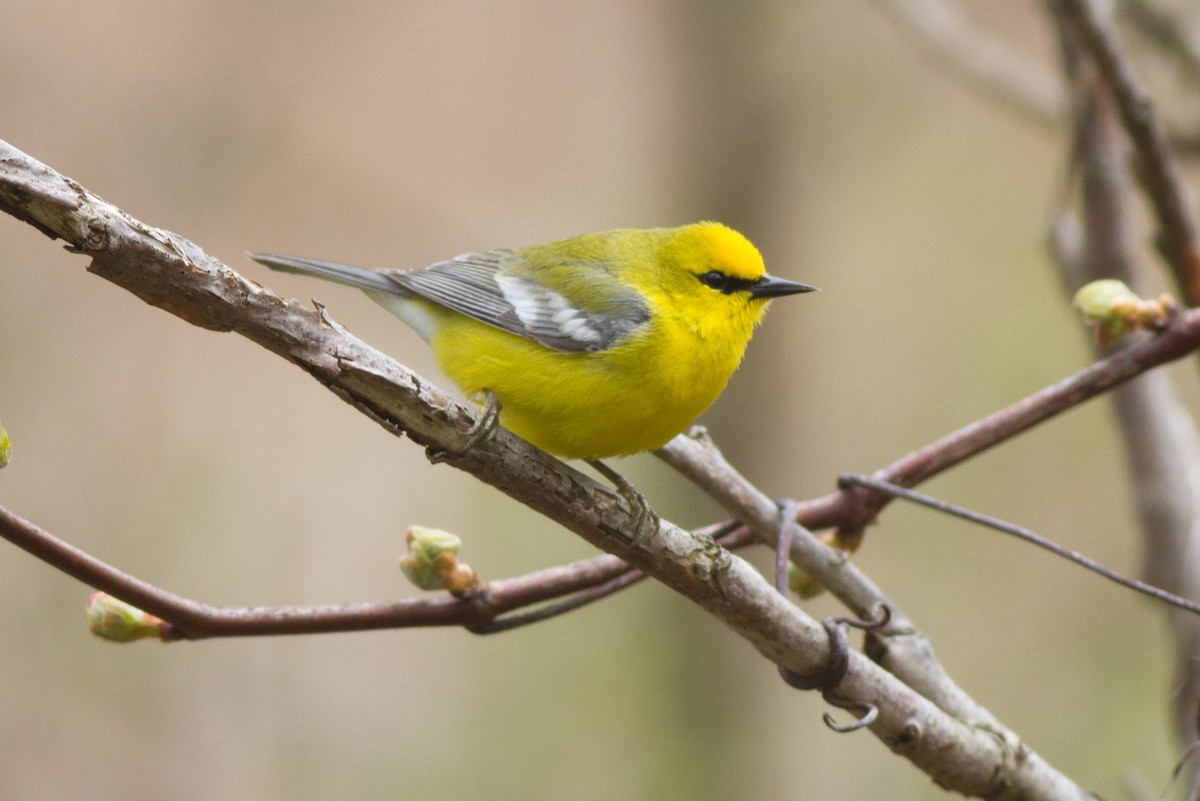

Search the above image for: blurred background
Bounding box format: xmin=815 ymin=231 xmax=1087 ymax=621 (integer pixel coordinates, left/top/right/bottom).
xmin=0 ymin=1 xmax=1183 ymax=798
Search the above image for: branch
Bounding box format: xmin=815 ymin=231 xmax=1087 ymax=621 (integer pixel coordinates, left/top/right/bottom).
xmin=1121 ymin=0 xmax=1200 ymax=80
xmin=1049 ymin=10 xmax=1200 ymax=789
xmin=0 ymin=500 xmax=652 ymax=637
xmin=839 ymin=474 xmax=1200 ymax=617
xmin=1053 ymin=0 xmax=1200 ymax=303
xmin=791 ymin=302 xmax=1200 ymax=537
xmin=876 ymin=0 xmax=1200 ymax=155
xmin=0 ymin=139 xmax=1094 ymax=798
xmin=659 ymin=432 xmax=1016 ymax=735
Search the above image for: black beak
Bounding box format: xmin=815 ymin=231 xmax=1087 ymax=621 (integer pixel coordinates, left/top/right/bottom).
xmin=749 ymin=274 xmax=818 ymax=299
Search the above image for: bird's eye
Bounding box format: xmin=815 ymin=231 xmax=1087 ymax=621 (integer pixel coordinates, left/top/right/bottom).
xmin=698 ymin=271 xmax=729 ymax=292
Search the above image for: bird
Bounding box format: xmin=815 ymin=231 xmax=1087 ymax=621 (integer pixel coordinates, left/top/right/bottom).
xmin=249 ymin=222 xmax=814 ymax=463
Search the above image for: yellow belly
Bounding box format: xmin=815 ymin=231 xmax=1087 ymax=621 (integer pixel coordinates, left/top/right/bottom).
xmin=428 ymin=309 xmax=744 ymax=460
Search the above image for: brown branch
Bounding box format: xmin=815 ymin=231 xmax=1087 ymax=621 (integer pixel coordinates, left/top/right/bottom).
xmin=658 ymin=432 xmax=1017 ymax=736
xmin=791 ymin=303 xmax=1200 ymax=535
xmin=0 ymin=139 xmax=1092 ymax=798
xmin=1050 ymin=11 xmax=1200 ymax=789
xmin=1 ymin=474 xmax=747 ymax=637
xmin=875 ymin=0 xmax=1200 ymax=155
xmin=1121 ymin=0 xmax=1200 ymax=80
xmin=0 ymin=500 xmax=648 ymax=637
xmin=1053 ymin=0 xmax=1200 ymax=303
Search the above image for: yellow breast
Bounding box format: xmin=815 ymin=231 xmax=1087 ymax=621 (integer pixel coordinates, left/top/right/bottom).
xmin=428 ymin=289 xmax=761 ymax=460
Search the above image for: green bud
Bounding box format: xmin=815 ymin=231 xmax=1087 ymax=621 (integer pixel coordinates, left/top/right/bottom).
xmin=400 ymin=525 xmax=477 ymax=595
xmin=1072 ymin=279 xmax=1137 ymax=319
xmin=86 ymin=593 xmax=168 ymax=642
xmin=400 ymin=525 xmax=460 ymax=590
xmin=1072 ymin=279 xmax=1176 ymax=347
xmin=406 ymin=525 xmax=461 ymax=561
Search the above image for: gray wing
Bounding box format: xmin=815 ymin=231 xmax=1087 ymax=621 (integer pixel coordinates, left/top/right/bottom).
xmin=387 ymin=252 xmax=517 ymax=332
xmin=389 ymin=251 xmax=650 ymax=352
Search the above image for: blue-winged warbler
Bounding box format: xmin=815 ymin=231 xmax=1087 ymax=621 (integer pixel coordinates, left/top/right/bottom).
xmin=250 ymin=222 xmax=813 ymax=460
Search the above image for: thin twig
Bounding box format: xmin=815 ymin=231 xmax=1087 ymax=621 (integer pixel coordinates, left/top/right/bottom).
xmin=0 ymin=490 xmax=766 ymax=638
xmin=794 ymin=304 xmax=1200 ymax=534
xmin=0 ymin=501 xmax=642 ymax=638
xmin=471 ymin=520 xmax=743 ymax=634
xmin=468 ymin=568 xmax=645 ymax=634
xmin=839 ymin=474 xmax=1200 ymax=617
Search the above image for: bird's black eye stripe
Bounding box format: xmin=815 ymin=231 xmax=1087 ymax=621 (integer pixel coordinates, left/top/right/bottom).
xmin=697 ymin=270 xmax=761 ymax=295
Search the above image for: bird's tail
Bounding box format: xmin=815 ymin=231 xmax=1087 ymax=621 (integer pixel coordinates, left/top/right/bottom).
xmin=248 ymin=252 xmax=403 ymax=294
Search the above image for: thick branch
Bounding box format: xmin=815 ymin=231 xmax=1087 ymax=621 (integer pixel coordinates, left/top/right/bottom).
xmin=659 ymin=432 xmax=1014 ymax=736
xmin=0 ymin=140 xmax=1090 ymax=798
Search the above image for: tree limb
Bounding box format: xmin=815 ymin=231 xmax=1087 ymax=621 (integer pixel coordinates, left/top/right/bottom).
xmin=1053 ymin=0 xmax=1200 ymax=303
xmin=1049 ymin=8 xmax=1200 ymax=792
xmin=0 ymin=138 xmax=1099 ymax=799
xmin=790 ymin=302 xmax=1200 ymax=537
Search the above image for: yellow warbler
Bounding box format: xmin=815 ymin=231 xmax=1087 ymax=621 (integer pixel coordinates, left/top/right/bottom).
xmin=250 ymin=222 xmax=813 ymax=460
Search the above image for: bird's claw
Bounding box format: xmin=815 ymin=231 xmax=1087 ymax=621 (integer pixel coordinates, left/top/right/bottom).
xmin=427 ymin=390 xmax=501 ymax=464
xmin=587 ymin=459 xmax=659 ymax=546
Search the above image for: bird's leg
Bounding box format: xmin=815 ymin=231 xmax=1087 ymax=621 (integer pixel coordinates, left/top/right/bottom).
xmin=586 ymin=459 xmax=659 ymax=545
xmin=464 ymin=389 xmax=502 ymax=449
xmin=427 ymin=390 xmax=501 ymax=464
